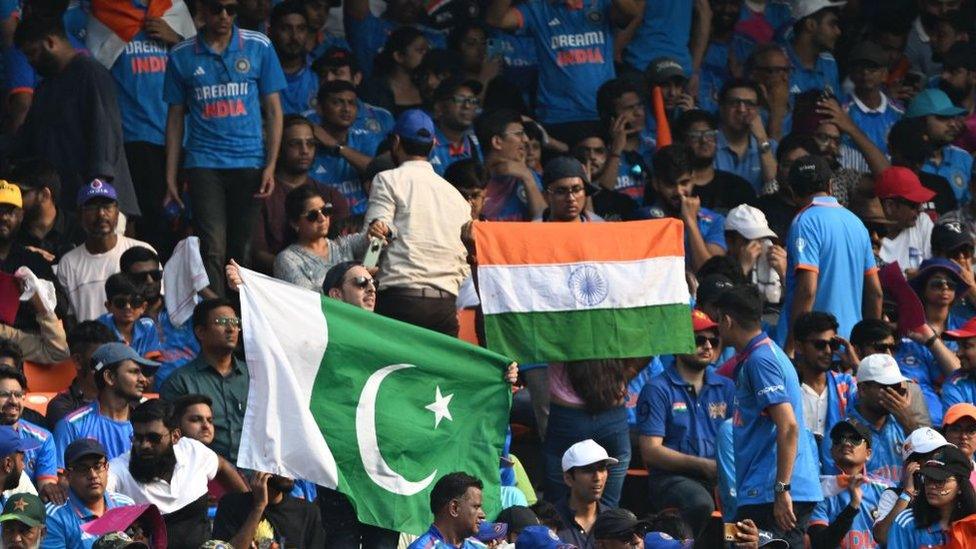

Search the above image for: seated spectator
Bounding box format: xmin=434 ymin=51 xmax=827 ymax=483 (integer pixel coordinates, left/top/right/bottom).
xmin=0 ymin=425 xmax=38 ymax=497
xmin=96 ymin=274 xmax=160 ymax=359
xmin=886 ymin=446 xmax=976 ymax=548
xmin=591 ymin=508 xmax=650 ymax=548
xmin=359 ymin=27 xmax=430 ymax=115
xmin=636 ymin=310 xmax=734 ymax=535
xmin=942 ymin=317 xmax=976 ymax=407
xmin=496 ymin=505 xmax=541 ymax=542
xmin=906 ymin=89 xmax=972 ymax=207
xmin=444 ymin=159 xmax=488 ymax=220
xmin=212 ymin=472 xmax=324 ymax=547
xmin=537 ymin=157 xmax=599 ymax=223
xmin=171 ymin=395 xmax=215 ymax=447
xmin=106 ymin=399 xmax=247 ymax=548
xmin=888 ymin=117 xmax=958 ymax=215
xmin=569 ymin=133 xmax=640 ymax=222
xmin=272 ymin=184 xmax=375 ymax=292
xmin=807 ymin=419 xmax=894 ymax=549
xmin=45 ymin=322 xmax=116 ymax=429
xmin=0 ymin=493 xmax=46 ymax=548
xmin=161 ymin=299 xmax=248 ymax=461
xmin=43 ymin=439 xmax=134 ymax=549
xmin=941 ymin=42 xmax=976 ymax=153
xmin=929 ymin=221 xmax=976 ymax=318
xmin=313 ymin=47 xmax=395 ymax=139
xmin=342 ymin=0 xmax=444 ymax=81
xmin=675 ymin=110 xmax=755 ymax=214
xmin=876 ymin=167 xmax=937 ymax=273
xmin=714 ymin=79 xmax=777 ymax=194
xmin=429 ymin=76 xmax=483 ymax=176
xmin=594 ymin=78 xmax=652 ymax=204
xmin=270 ymin=0 xmax=317 ymax=117
xmin=0 ymin=277 xmax=71 ymax=365
xmin=723 ymin=205 xmax=784 ymax=307
xmin=644 ymin=57 xmax=694 ymax=132
xmin=476 ymin=109 xmax=546 ymax=221
xmin=8 ymin=157 xmax=76 ymax=262
xmin=942 ymin=404 xmax=976 ymax=489
xmin=640 ymin=144 xmax=726 ymax=271
xmin=554 ymin=440 xmax=615 ymax=549
xmin=53 ymin=343 xmax=158 ymax=468
xmin=746 ymin=44 xmax=792 ymax=140
xmin=755 ymin=133 xmax=819 ymax=240
xmin=408 ymin=472 xmax=485 ymax=549
xmin=0 ymin=366 xmax=60 ymax=503
xmin=842 ymin=41 xmax=903 ymax=169
xmin=848 ymin=354 xmax=921 ymax=483
xmin=872 ymin=427 xmax=951 ymax=544
xmin=57 ymin=181 xmax=155 ymax=323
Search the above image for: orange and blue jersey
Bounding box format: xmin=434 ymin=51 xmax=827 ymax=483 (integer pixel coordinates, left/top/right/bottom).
xmin=732 ymin=333 xmax=823 ymax=506
xmin=3 ymin=1 xmax=88 ymax=96
xmin=53 ymin=401 xmax=133 ymax=469
xmin=483 ymin=170 xmax=545 ymax=221
xmin=407 ymin=525 xmax=485 ymax=549
xmin=111 ymin=29 xmax=170 ymax=145
xmin=774 ymin=196 xmax=877 ymax=345
xmin=163 ymin=26 xmax=287 ymax=169
xmin=430 ymin=127 xmax=482 ymax=176
xmin=17 ymin=419 xmax=57 ymax=485
xmin=808 ymin=473 xmax=893 ymax=549
xmin=344 ymin=14 xmax=446 ymax=79
xmin=846 ymin=406 xmax=907 ymax=484
xmin=152 ymin=308 xmax=200 ymax=392
xmin=886 ymin=509 xmax=948 ymax=549
xmin=515 ymin=0 xmax=616 ymax=124
xmin=622 ymin=0 xmax=692 ymax=72
xmin=815 ymin=371 xmax=858 ymax=474
xmin=942 ymin=369 xmax=976 ymax=410
xmin=97 ymin=313 xmax=163 ymax=359
xmin=42 ymin=489 xmax=135 ymax=549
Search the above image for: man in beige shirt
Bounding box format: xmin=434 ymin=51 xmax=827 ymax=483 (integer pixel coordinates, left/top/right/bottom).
xmin=365 ymin=109 xmax=471 ymax=336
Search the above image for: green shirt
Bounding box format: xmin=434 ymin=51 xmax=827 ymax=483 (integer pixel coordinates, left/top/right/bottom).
xmin=161 ymin=355 xmax=248 ymax=460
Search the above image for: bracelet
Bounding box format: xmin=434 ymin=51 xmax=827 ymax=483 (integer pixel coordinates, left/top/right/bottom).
xmin=924 ymin=334 xmax=938 ymax=348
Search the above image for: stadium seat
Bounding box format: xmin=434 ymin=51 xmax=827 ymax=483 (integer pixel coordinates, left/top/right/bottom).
xmin=23 ymin=392 xmax=56 ymax=416
xmin=24 ymin=360 xmax=76 ymax=392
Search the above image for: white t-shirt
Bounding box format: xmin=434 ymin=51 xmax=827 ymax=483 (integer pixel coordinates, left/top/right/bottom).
xmin=879 ymin=213 xmax=934 ymax=273
xmin=801 ymin=383 xmax=829 ymax=437
xmin=106 ymin=437 xmax=218 ymax=514
xmin=56 ymin=236 xmax=156 ymax=321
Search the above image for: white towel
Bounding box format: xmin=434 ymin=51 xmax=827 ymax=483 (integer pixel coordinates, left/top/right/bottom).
xmin=164 ymin=237 xmax=210 ymax=326
xmin=15 ymin=267 xmax=57 ymax=315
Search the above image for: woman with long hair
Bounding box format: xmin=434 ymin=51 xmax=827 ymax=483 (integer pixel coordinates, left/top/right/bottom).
xmin=273 ymin=184 xmax=383 ymax=292
xmin=887 ymin=445 xmax=976 ymax=547
xmin=360 ymin=26 xmax=429 ymax=116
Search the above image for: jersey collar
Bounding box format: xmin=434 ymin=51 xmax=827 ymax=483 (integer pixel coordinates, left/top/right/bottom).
xmin=195 ymin=25 xmax=243 ymax=55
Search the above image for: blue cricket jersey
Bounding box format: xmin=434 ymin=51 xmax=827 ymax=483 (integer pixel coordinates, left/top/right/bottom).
xmin=18 ymin=419 xmax=57 ymax=484
xmin=164 ymin=26 xmax=287 ymax=169
xmin=343 ymin=14 xmax=446 ymax=79
xmin=714 ymin=132 xmax=775 ymax=193
xmin=307 ymin=115 xmax=385 ymax=216
xmin=429 ymin=126 xmax=482 ymax=176
xmin=53 ymin=401 xmax=133 ymax=469
xmin=846 ymin=406 xmax=908 ymax=484
xmin=886 ymin=509 xmax=948 ymax=549
xmin=785 ymin=42 xmax=840 ymax=98
xmin=842 ymin=93 xmax=902 ymax=159
xmin=942 ymin=369 xmax=976 ymax=410
xmin=111 ymin=30 xmax=171 ymax=145
xmin=42 ymin=490 xmax=135 ymax=549
xmin=280 ymin=63 xmax=318 ymax=117
xmin=622 ymin=0 xmax=692 ymax=72
xmin=808 ymin=473 xmax=893 ymax=549
xmin=97 ymin=314 xmax=163 ymax=359
xmin=923 ymin=144 xmax=973 ymax=205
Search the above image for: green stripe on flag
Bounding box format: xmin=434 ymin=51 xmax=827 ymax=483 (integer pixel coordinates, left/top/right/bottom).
xmin=484 ymin=304 xmax=695 ymax=363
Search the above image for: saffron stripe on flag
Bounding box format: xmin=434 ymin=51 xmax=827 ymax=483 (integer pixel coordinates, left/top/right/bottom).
xmin=483 ymin=304 xmax=694 ymax=363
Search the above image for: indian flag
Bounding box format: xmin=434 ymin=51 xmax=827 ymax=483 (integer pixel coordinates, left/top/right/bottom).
xmin=473 ymin=219 xmax=694 ymax=363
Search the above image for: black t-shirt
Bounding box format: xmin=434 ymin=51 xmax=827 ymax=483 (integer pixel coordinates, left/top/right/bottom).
xmin=693 ymin=170 xmax=757 ymax=215
xmin=919 ymin=171 xmax=958 ymax=215
xmin=591 ymin=189 xmax=640 ymax=221
xmin=212 ymin=492 xmax=325 ymax=548
xmin=756 ymin=192 xmax=801 ymax=242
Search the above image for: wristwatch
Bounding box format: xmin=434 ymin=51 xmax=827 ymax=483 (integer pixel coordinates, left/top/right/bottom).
xmin=758 ymin=140 xmax=773 ymax=154
xmin=774 ymin=482 xmax=791 ymax=494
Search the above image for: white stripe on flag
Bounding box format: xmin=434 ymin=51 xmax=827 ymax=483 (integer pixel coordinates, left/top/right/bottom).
xmin=477 ymin=256 xmax=688 ymax=314
xmin=238 ymin=268 xmax=339 ymax=488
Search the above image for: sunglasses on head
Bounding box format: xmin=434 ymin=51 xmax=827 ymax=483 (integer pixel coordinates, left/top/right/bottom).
xmin=805 ymin=338 xmax=840 ymax=351
xmin=347 ymin=275 xmax=376 ymax=289
xmin=694 ymin=335 xmax=719 ymax=347
xmin=111 ymin=295 xmax=146 ymax=309
xmin=303 ymin=205 xmax=334 ymax=222
xmin=206 ymin=1 xmax=239 ymax=15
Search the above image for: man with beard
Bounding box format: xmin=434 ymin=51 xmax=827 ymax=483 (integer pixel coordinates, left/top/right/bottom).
xmin=638 ymin=144 xmax=726 ymax=271
xmin=906 ymin=0 xmax=961 ymax=78
xmin=0 ymin=426 xmax=39 ymax=500
xmin=636 ymin=310 xmax=735 ymax=536
xmin=595 ymin=78 xmax=654 ymax=205
xmin=106 ymin=399 xmax=246 ymax=549
xmin=42 ymin=439 xmax=134 ymax=549
xmin=939 ymin=43 xmax=976 ymax=153
xmin=430 ymin=77 xmax=483 ymax=176
xmin=409 ymin=472 xmax=486 ymax=549
xmin=45 ymin=323 xmax=117 ymax=429
xmin=905 ymin=89 xmax=972 ymax=206
xmin=53 ymin=343 xmax=158 ymax=468
xmin=212 ymin=472 xmax=324 ymax=547
xmin=0 ymin=367 xmax=62 ymax=504
xmin=714 ymin=79 xmax=778 ymax=194
xmin=8 ymin=159 xmax=75 ymax=263
xmin=160 ymin=299 xmax=248 ymax=461
xmin=696 ymin=0 xmax=742 ymax=114
xmin=675 ymin=110 xmax=755 ymax=214
xmin=9 ymin=15 xmax=140 ymax=222
xmin=792 ymin=312 xmax=858 ymax=473
xmin=270 ymin=0 xmax=317 ymax=116
xmin=0 ymin=493 xmax=47 ymax=549
xmin=785 ymin=1 xmax=842 ymax=98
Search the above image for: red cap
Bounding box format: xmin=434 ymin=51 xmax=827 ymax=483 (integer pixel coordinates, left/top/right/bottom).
xmin=692 ymin=309 xmax=717 ymax=332
xmin=944 ymin=317 xmax=976 ymax=339
xmin=874 ymin=167 xmax=936 ymax=203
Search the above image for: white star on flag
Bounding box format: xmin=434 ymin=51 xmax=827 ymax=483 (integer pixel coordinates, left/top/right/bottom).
xmin=425 ymin=386 xmax=454 ymax=429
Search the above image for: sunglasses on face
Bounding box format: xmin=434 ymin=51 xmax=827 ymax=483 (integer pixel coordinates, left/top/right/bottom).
xmin=946 ymin=423 xmax=976 ymax=435
xmin=214 ymin=316 xmax=241 ymax=328
xmin=133 ymin=269 xmax=163 ymax=282
xmin=869 ymin=342 xmax=897 ymax=353
xmin=831 ymin=434 xmax=866 ymax=447
xmin=694 ymin=335 xmax=719 ymax=347
xmin=805 ymin=338 xmax=840 ymax=351
xmin=346 ymin=275 xmax=377 ymax=289
xmin=928 ymin=278 xmax=957 ymax=291
xmin=111 ymin=296 xmax=146 ymax=309
xmin=303 ymin=206 xmax=333 ymax=222
xmin=131 ymin=432 xmax=167 ymax=444
xmin=206 ymin=1 xmax=239 ymax=16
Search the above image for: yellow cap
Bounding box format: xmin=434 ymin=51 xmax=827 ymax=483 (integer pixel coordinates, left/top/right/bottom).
xmin=0 ymin=181 xmax=22 ymax=208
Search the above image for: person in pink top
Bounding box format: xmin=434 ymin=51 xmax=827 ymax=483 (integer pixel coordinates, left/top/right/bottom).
xmin=942 ymin=403 xmax=976 ymax=490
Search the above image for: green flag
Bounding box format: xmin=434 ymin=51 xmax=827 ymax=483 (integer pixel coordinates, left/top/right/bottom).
xmin=237 ymin=269 xmax=513 ymax=535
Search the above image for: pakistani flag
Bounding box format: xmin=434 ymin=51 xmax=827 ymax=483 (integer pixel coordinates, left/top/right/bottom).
xmin=236 ymin=268 xmax=513 ymax=535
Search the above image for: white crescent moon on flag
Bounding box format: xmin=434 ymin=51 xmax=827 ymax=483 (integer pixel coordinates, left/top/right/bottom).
xmin=356 ymin=363 xmax=437 ymax=495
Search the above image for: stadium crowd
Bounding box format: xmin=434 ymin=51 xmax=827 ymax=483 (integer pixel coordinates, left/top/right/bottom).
xmin=2 ymin=0 xmax=976 ymax=546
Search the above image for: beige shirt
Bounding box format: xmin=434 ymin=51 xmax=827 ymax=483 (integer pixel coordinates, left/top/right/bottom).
xmin=365 ymin=160 xmax=471 ymax=295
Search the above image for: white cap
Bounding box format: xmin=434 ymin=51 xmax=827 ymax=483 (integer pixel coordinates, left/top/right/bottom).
xmin=724 ymin=205 xmax=777 ymax=241
xmin=792 ymin=0 xmax=846 ymax=20
xmin=901 ymin=427 xmax=949 ymax=460
xmin=856 ymin=354 xmax=908 ymax=385
xmin=561 ymin=439 xmax=619 ymax=472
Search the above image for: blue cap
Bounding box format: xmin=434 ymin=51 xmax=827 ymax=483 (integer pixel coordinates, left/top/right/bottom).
xmin=0 ymin=426 xmax=39 ymax=458
xmin=910 ymin=257 xmax=969 ymax=295
xmin=477 ymin=521 xmax=508 ymax=542
xmin=516 ymin=526 xmax=576 ymax=549
xmin=393 ymin=109 xmax=435 ymax=143
xmin=905 ymin=89 xmax=968 ymax=119
xmin=91 ymin=342 xmax=160 ymax=374
xmin=76 ymin=179 xmax=118 ymax=208
xmin=643 ymin=532 xmax=693 ymax=549
xmin=64 ymin=438 xmax=107 ymax=466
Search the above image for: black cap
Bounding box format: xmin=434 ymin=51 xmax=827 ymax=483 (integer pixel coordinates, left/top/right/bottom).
xmin=592 ymin=509 xmax=649 ymax=540
xmin=848 ymin=41 xmax=888 ymax=68
xmin=829 ymin=419 xmax=872 ymax=447
xmin=696 ymin=274 xmax=735 ymax=307
xmin=433 ymin=76 xmax=484 ymax=103
xmin=322 ymin=261 xmax=360 ymax=292
xmin=942 ymin=42 xmax=976 ymax=72
xmin=645 ymin=57 xmax=686 ymax=85
xmin=64 ymin=438 xmax=107 ymax=466
xmin=495 ymin=506 xmax=540 ymax=534
xmin=932 ymin=220 xmax=974 ymax=254
xmin=788 ymin=155 xmax=833 ymax=191
xmin=920 ymin=445 xmax=974 ymax=481
xmin=542 ymin=156 xmax=594 ymax=194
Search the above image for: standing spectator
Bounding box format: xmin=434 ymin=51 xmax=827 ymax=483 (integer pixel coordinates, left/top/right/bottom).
xmin=269 ymin=0 xmax=316 ymax=117
xmin=366 ymin=110 xmax=472 ymax=336
xmin=57 ymin=181 xmax=156 ymax=323
xmin=636 ymin=310 xmax=735 ymax=535
xmin=163 ymin=0 xmax=286 ymax=297
xmin=0 ymin=367 xmax=60 ymax=502
xmin=475 ymin=109 xmax=546 ymax=221
xmin=841 ymin=41 xmax=903 ymax=171
xmin=0 ymin=493 xmax=46 ymax=548
xmin=621 ymin=1 xmax=692 ymax=74
xmin=876 ymin=166 xmax=937 ymax=273
xmin=906 ymin=89 xmax=972 ymax=206
xmin=696 ymin=0 xmax=742 ymax=114
xmin=342 ymin=0 xmax=445 ymax=80
xmin=8 ymin=158 xmax=76 ymax=263
xmin=714 ymin=79 xmax=777 ymax=194
xmin=429 ymin=77 xmax=483 ymax=176
xmin=888 ymin=117 xmax=958 ymax=216
xmin=160 ymin=299 xmax=247 ymax=461
xmin=42 ymin=439 xmax=134 ymax=549
xmin=785 ymin=1 xmax=842 ymax=98
xmin=45 ymin=322 xmax=117 ymax=430
xmin=595 ymin=78 xmax=653 ymax=204
xmin=359 ymin=28 xmax=430 ymax=115
xmin=52 ymin=343 xmax=158 ymax=467
xmin=746 ymin=44 xmax=792 ymax=140
xmin=905 ymin=0 xmax=958 ymax=78
xmin=106 ymin=399 xmax=247 ymax=548
xmin=485 ymin=0 xmax=640 ymax=145
xmin=408 ymin=472 xmax=485 ymax=549
xmin=675 ymin=110 xmax=755 ymax=214
xmin=942 ymin=317 xmax=976 ymax=407
xmin=10 ymin=15 xmax=141 ymax=221
xmin=713 ymin=285 xmax=822 ymax=547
